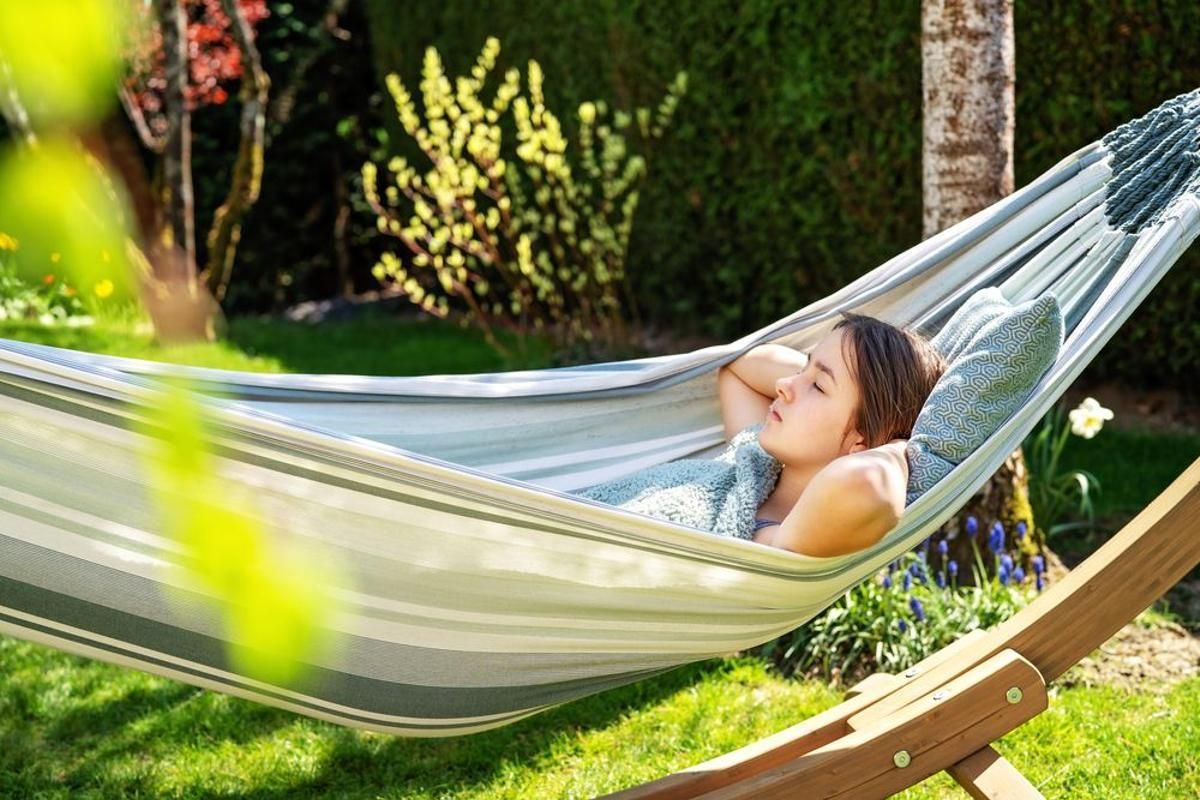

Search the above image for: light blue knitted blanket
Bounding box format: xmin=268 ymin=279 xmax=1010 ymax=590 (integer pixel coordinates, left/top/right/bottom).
xmin=574 ymin=423 xmax=783 ymax=540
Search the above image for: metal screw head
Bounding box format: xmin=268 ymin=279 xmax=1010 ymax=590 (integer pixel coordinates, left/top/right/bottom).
xmin=893 ymin=750 xmax=911 ymax=768
xmin=1006 ymin=687 xmax=1023 ymax=704
xmin=904 ymin=667 xmax=920 ymax=678
xmin=931 ymin=690 xmax=947 ymax=701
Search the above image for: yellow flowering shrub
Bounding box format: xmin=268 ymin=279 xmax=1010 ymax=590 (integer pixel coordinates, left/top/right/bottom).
xmin=362 ymin=37 xmax=686 ymax=360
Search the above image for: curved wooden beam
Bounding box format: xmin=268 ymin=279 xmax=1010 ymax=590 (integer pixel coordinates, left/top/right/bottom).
xmin=603 ymin=457 xmax=1200 ymax=799
xmin=851 ymin=454 xmax=1200 ymax=729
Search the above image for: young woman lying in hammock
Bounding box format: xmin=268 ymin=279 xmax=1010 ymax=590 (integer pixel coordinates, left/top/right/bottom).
xmin=719 ymin=314 xmax=945 ymax=557
xmin=576 ymin=314 xmax=946 ymax=556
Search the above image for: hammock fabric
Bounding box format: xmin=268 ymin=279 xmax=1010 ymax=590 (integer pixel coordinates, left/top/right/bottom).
xmin=1 ymin=88 xmax=1198 ymax=737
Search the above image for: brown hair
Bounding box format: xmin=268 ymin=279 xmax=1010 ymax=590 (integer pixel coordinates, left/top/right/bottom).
xmin=833 ymin=313 xmax=947 ymax=448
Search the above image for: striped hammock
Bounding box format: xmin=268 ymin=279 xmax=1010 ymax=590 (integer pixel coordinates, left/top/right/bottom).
xmin=1 ymin=88 xmax=1198 ymax=737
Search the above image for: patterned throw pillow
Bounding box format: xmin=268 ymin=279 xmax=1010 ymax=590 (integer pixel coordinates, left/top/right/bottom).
xmin=906 ymin=291 xmax=1064 ymax=504
xmin=929 ymin=287 xmax=1012 ymax=363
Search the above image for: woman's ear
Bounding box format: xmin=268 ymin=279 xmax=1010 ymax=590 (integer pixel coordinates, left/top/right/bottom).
xmin=844 ymin=429 xmax=869 ymax=454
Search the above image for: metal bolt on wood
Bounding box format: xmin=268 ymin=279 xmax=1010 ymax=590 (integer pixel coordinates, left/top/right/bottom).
xmin=931 ymin=690 xmax=947 ymax=701
xmin=1006 ymin=687 xmax=1023 ymax=704
xmin=904 ymin=668 xmax=920 ymax=678
xmin=893 ymin=750 xmax=911 ymax=768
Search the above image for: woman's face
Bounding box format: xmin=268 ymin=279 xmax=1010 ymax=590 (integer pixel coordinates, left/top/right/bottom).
xmin=758 ymin=328 xmax=867 ymax=468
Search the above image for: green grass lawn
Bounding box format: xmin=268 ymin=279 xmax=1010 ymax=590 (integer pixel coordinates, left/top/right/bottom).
xmin=1 ymin=315 xmax=1198 ymax=799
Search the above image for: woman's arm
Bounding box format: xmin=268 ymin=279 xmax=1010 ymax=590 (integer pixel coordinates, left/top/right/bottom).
xmin=765 ymin=440 xmax=909 ymax=557
xmin=717 ymin=344 xmax=809 ymax=439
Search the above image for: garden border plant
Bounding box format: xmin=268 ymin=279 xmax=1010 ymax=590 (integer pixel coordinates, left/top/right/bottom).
xmin=755 ymin=516 xmax=1051 ymax=686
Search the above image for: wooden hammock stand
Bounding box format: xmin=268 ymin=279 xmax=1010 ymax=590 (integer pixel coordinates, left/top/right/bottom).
xmin=603 ymin=457 xmax=1200 ymax=800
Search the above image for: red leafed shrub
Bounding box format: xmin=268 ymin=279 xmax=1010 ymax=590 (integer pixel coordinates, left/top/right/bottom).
xmin=124 ymin=0 xmax=269 ymax=134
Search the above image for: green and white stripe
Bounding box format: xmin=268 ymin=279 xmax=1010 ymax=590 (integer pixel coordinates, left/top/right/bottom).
xmin=0 ymin=88 xmax=1197 ymax=736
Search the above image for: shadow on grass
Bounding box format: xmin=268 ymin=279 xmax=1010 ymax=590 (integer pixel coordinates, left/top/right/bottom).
xmin=42 ymin=658 xmax=730 ymax=799
xmin=44 ymin=689 xmax=309 ymax=796
xmin=45 ymin=681 xmax=202 ymax=743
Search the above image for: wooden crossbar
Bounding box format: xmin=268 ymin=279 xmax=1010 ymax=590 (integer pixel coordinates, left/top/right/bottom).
xmin=703 ymin=649 xmax=1047 ymax=799
xmin=849 ymin=674 xmax=1044 ymax=798
xmin=601 ymin=457 xmax=1200 ymax=799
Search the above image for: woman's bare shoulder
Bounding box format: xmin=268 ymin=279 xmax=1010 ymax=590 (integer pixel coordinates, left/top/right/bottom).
xmin=768 ymin=443 xmax=908 ymax=557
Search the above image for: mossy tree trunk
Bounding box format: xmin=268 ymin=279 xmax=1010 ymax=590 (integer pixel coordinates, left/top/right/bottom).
xmin=920 ymin=0 xmax=1041 ymax=586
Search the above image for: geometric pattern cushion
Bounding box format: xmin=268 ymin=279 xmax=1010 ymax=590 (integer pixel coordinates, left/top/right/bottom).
xmin=929 ymin=286 xmax=1012 ymax=362
xmin=906 ymin=291 xmax=1065 ymax=504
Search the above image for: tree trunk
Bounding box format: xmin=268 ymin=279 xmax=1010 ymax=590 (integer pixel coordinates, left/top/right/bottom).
xmin=921 ymin=0 xmax=1039 ymax=585
xmin=922 ymin=0 xmax=1014 ymax=230
xmin=140 ymin=0 xmax=220 ymax=343
xmin=199 ymin=0 xmax=271 ymax=304
xmin=156 ymin=0 xmax=197 ymax=286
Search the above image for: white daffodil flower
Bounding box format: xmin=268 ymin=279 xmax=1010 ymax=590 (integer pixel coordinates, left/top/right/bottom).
xmin=1068 ymin=397 xmax=1114 ymax=439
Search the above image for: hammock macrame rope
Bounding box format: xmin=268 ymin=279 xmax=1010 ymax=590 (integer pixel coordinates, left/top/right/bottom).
xmin=0 ymin=87 xmax=1197 ymax=736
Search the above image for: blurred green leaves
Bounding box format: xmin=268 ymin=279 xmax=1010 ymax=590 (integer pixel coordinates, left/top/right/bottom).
xmin=136 ymin=378 xmax=349 ymax=689
xmin=0 ymin=0 xmax=137 ymax=317
xmin=2 ymin=0 xmax=348 ymax=691
xmin=0 ymin=136 xmax=136 ymax=311
xmin=0 ymin=0 xmax=130 ymax=128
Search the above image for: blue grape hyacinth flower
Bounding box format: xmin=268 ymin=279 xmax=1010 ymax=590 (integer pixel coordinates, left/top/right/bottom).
xmin=935 ymin=570 xmax=946 ymax=589
xmin=909 ymin=596 xmax=926 ymax=622
xmin=998 ymin=563 xmax=1010 ymax=585
xmin=965 ymin=516 xmax=978 ymax=538
xmin=903 ymin=571 xmax=913 ymax=591
xmin=1015 ymin=521 xmax=1027 ymax=541
xmin=897 ymin=619 xmax=908 ymax=633
xmin=947 ymin=559 xmax=958 ymax=577
xmin=882 ymin=574 xmax=893 ymax=589
xmin=1000 ymin=554 xmax=1014 ymax=573
xmin=937 ymin=539 xmax=949 ymax=556
xmin=1036 ymin=574 xmax=1045 ymax=592
xmin=1013 ymin=566 xmax=1025 ymax=583
xmin=988 ymin=522 xmax=1005 ymax=554
xmin=1032 ymin=555 xmax=1045 ymax=575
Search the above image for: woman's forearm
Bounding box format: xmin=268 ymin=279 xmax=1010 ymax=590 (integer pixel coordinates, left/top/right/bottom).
xmin=721 ymin=344 xmax=809 ymax=397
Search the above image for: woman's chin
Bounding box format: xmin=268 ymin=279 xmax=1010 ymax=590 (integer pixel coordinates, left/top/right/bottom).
xmin=756 ymin=432 xmax=780 ymax=458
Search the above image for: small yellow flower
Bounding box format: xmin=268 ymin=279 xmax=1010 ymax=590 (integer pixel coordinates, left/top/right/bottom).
xmin=93 ymin=279 xmax=114 ymax=299
xmin=1068 ymin=397 xmax=1114 ymax=439
xmin=50 ymin=252 xmax=61 ymax=263
xmin=0 ymin=232 xmax=18 ymax=251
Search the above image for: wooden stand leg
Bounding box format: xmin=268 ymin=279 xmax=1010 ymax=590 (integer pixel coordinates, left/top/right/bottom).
xmin=948 ymin=745 xmax=1045 ymax=800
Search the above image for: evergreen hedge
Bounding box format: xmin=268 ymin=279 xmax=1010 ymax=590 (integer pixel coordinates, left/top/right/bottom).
xmin=362 ymin=0 xmax=1200 ymax=391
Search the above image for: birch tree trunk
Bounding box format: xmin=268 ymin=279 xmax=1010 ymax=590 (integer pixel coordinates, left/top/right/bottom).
xmin=921 ymin=0 xmax=1040 ymax=583
xmin=922 ymin=0 xmax=1014 ymax=232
